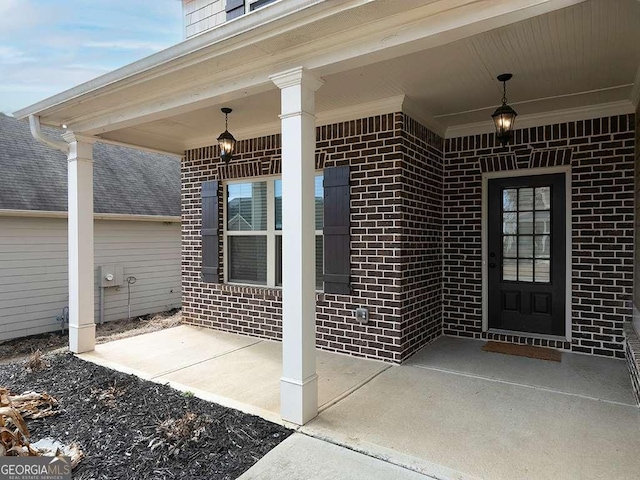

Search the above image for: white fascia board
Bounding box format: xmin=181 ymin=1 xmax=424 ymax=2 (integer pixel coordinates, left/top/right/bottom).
xmin=445 ymin=100 xmax=636 ymax=138
xmin=0 ymin=209 xmax=181 ymax=223
xmin=12 ymin=0 xmax=352 ymax=121
xmin=15 ymin=0 xmax=584 ymax=139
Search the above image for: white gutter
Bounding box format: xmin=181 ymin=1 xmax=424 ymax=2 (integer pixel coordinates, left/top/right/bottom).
xmin=0 ymin=209 xmax=181 ymax=223
xmin=28 ymin=115 xmax=68 ymax=153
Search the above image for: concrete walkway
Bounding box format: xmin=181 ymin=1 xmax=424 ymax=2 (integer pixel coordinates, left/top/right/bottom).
xmin=79 ymin=327 xmax=640 ymax=480
xmin=79 ymin=325 xmax=389 ymax=424
xmin=239 ymin=434 xmax=432 ymax=480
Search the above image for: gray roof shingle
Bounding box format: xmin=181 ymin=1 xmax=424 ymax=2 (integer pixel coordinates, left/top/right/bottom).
xmin=0 ymin=113 xmax=180 ymax=217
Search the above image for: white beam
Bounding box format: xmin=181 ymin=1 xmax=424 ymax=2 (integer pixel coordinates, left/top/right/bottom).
xmin=270 ymin=66 xmax=323 ymax=426
xmin=62 ymin=132 xmax=97 ymax=353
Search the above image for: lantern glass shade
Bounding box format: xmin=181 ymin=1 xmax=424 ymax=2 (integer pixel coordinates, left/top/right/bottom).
xmin=491 ymin=103 xmax=517 ymax=145
xmin=217 ymin=130 xmax=236 ymax=164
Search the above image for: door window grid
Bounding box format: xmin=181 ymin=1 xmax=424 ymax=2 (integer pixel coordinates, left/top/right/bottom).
xmin=501 ymin=186 xmax=552 ymax=283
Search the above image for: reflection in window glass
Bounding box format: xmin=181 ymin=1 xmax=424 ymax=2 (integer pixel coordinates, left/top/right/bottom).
xmin=500 ymin=184 xmax=553 ymax=284
xmin=518 ymin=259 xmax=533 ymax=282
xmin=503 ymin=258 xmax=517 ymax=281
xmin=518 ymin=188 xmax=534 ymax=211
xmin=503 ymin=189 xmax=518 ymax=212
xmin=535 ymin=187 xmax=551 ymax=210
xmin=275 ymin=176 xmax=323 ymax=230
xmin=535 ymin=259 xmax=550 ymax=283
xmin=518 ymin=212 xmax=533 ymax=234
xmin=227 ymin=182 xmax=267 ymax=231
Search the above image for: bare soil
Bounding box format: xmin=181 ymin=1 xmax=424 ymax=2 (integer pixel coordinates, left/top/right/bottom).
xmin=0 ymin=352 xmax=291 ymax=479
xmin=0 ymin=309 xmax=182 ymax=364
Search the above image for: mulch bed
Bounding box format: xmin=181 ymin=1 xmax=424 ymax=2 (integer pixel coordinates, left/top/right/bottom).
xmin=0 ymin=353 xmax=292 ymax=479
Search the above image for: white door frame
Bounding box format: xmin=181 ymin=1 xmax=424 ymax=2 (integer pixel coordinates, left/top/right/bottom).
xmin=481 ymin=165 xmax=572 ymax=342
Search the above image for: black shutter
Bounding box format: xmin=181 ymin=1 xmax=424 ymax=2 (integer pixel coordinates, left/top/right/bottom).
xmin=201 ymin=181 xmax=219 ymax=283
xmin=226 ymin=0 xmax=245 ymax=20
xmin=323 ymin=166 xmax=351 ymax=294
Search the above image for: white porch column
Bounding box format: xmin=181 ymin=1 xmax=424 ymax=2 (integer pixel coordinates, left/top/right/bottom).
xmin=62 ymin=132 xmax=97 ymax=353
xmin=270 ymin=67 xmax=323 ymax=425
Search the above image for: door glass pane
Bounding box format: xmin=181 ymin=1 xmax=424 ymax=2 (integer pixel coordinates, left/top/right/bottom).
xmin=229 ymin=236 xmax=267 ymax=284
xmin=518 ymin=188 xmax=534 ymax=211
xmin=535 ymin=259 xmax=550 ymax=283
xmin=227 ymin=182 xmax=267 ymax=231
xmin=535 ymin=187 xmax=551 ymax=210
xmin=503 ymin=212 xmax=517 ymax=234
xmin=535 ymin=211 xmax=550 ymax=234
xmin=518 ymin=236 xmax=534 ymax=258
xmin=503 ymin=258 xmax=517 ymax=281
xmin=518 ymin=212 xmax=533 ymax=234
xmin=535 ymin=235 xmax=551 ymax=258
xmin=518 ymin=259 xmax=533 ymax=282
xmin=503 ymin=189 xmax=518 ymax=211
xmin=503 ymin=236 xmax=517 ymax=257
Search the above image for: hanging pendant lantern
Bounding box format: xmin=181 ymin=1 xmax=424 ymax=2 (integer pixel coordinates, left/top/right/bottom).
xmin=491 ymin=73 xmax=517 ymax=145
xmin=217 ymin=107 xmax=236 ymax=164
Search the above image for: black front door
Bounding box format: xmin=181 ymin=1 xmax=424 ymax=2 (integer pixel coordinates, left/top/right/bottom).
xmin=487 ymin=173 xmax=566 ymax=336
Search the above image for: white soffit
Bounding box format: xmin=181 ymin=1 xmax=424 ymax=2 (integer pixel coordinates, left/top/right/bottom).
xmin=29 ymin=0 xmax=639 ymax=153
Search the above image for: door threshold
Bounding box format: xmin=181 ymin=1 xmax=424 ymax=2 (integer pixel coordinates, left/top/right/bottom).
xmin=486 ymin=328 xmax=569 ymax=344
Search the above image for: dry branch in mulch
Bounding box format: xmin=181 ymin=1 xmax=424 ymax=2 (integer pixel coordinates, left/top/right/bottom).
xmin=0 ymin=353 xmax=291 ymax=480
xmin=0 ymin=387 xmax=82 ymax=467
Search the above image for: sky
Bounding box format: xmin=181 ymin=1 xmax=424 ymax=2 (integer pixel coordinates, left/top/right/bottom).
xmin=0 ymin=0 xmax=183 ymax=115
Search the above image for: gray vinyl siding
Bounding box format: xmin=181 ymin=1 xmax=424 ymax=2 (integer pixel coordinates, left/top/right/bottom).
xmin=0 ymin=217 xmax=181 ymax=341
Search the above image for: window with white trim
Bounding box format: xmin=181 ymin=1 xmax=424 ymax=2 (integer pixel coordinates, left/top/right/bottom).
xmin=224 ymin=175 xmax=324 ymax=289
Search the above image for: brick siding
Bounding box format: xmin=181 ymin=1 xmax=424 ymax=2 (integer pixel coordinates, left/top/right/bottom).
xmin=182 ymin=113 xmax=443 ymax=363
xmin=443 ymin=115 xmax=636 ymax=358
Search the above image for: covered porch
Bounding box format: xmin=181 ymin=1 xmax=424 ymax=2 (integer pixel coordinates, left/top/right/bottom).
xmin=14 ymin=0 xmax=640 ymax=428
xmin=80 ymin=326 xmax=640 ymax=479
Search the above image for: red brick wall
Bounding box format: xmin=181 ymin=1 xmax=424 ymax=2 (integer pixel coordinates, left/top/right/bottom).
xmin=182 ymin=113 xmax=444 ymax=363
xmin=443 ymin=115 xmax=636 ymax=358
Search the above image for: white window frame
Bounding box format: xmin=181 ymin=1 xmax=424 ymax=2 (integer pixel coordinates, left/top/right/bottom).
xmin=223 ymin=174 xmax=323 ymax=289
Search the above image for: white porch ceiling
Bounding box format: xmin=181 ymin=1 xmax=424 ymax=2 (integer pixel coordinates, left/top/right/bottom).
xmin=16 ymin=0 xmax=640 ymax=154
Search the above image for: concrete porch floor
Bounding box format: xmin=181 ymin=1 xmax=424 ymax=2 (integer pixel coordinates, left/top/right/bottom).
xmin=79 ymin=327 xmax=640 ymax=479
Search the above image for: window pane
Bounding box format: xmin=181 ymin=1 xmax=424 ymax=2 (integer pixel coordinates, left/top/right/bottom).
xmin=503 ymin=259 xmax=517 ymax=281
xmin=227 ymin=182 xmax=267 ymax=231
xmin=275 ymin=180 xmax=282 ymax=230
xmin=518 ymin=236 xmax=534 ymax=258
xmin=518 ymin=212 xmax=533 ymax=234
xmin=503 ymin=212 xmax=517 ymax=234
xmin=228 ymin=236 xmax=267 ymax=284
xmin=518 ymin=259 xmax=533 ymax=282
xmin=276 ymin=235 xmax=282 ymax=286
xmin=315 ymin=175 xmax=324 ymax=230
xmin=535 ymin=187 xmax=551 ymax=210
xmin=535 ymin=259 xmax=550 ymax=283
xmin=503 ymin=236 xmax=517 ymax=258
xmin=503 ymin=189 xmax=518 ymax=212
xmin=316 ymin=235 xmax=323 ymax=290
xmin=518 ymin=188 xmax=534 ymax=211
